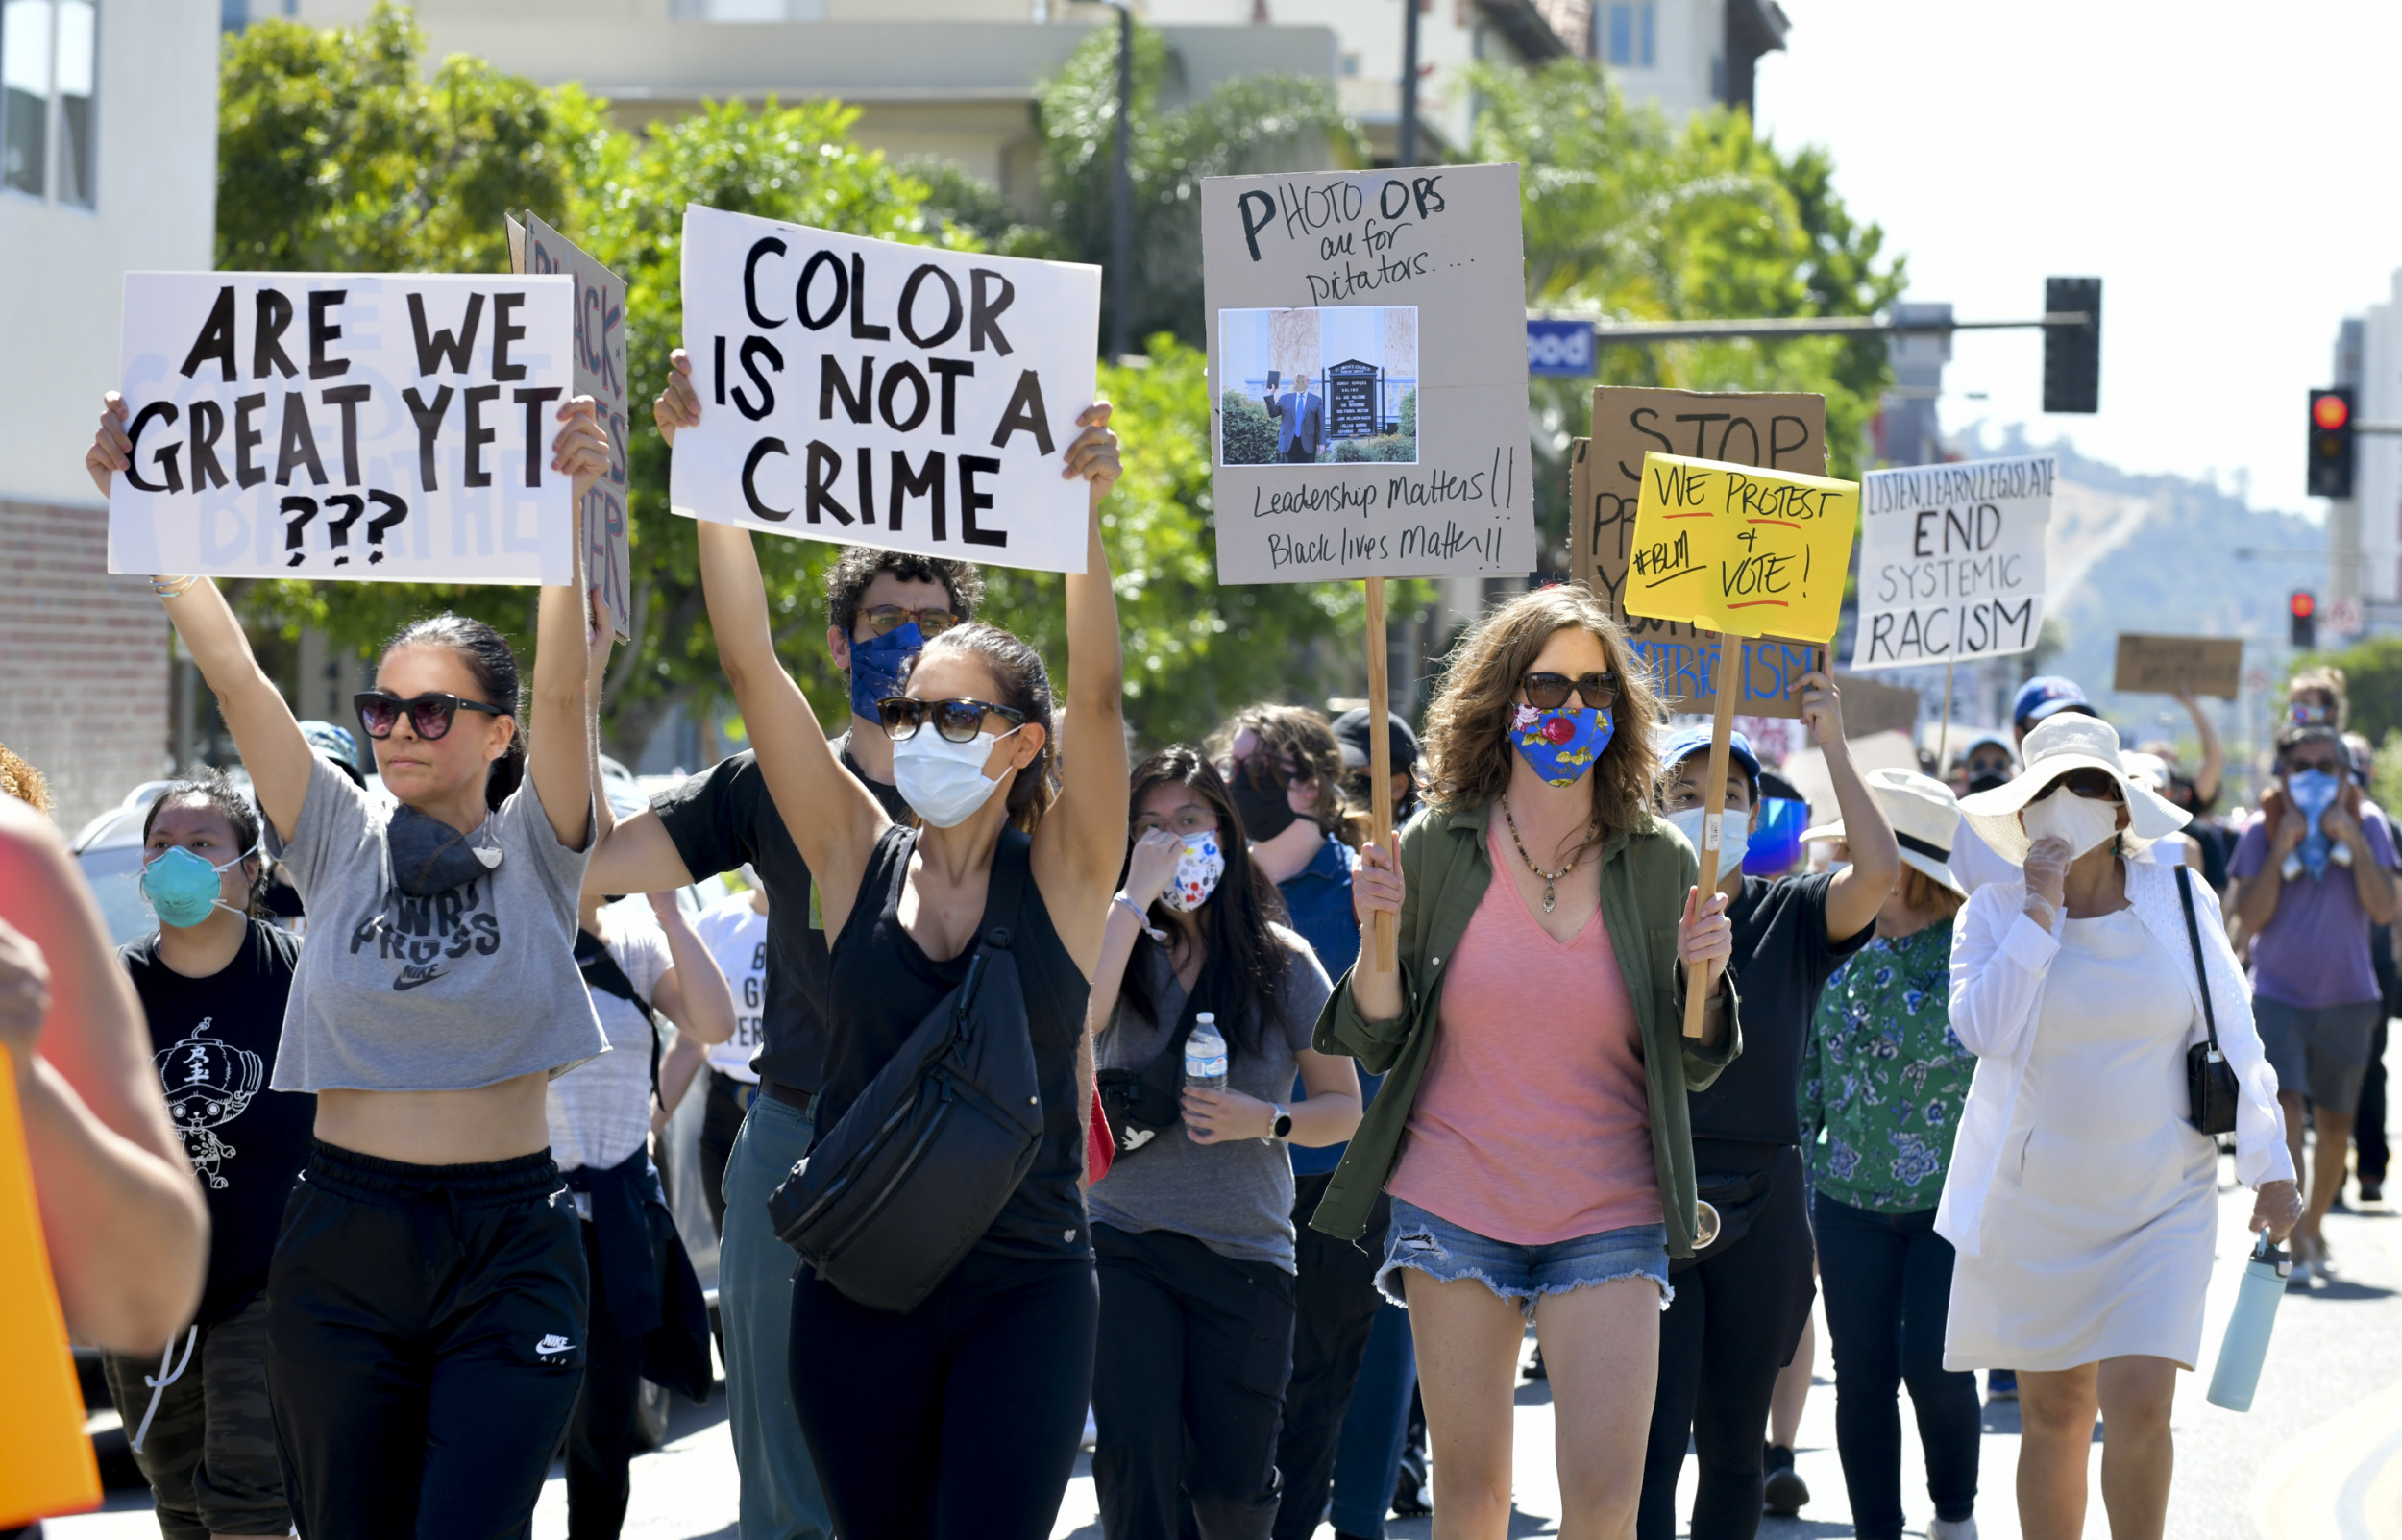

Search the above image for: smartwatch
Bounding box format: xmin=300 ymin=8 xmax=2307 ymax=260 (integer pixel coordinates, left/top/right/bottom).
xmin=1269 ymin=1104 xmax=1293 ymax=1140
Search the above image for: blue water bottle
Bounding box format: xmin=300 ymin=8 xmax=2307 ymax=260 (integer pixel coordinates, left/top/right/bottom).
xmin=2206 ymin=1233 xmax=2291 ymax=1412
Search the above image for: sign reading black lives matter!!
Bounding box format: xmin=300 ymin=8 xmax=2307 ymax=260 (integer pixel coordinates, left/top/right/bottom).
xmin=110 ymin=273 xmax=576 ymax=582
xmin=512 ymin=210 xmax=633 ymax=639
xmin=1203 ymin=163 xmax=1532 ymax=584
xmin=1849 ymin=454 xmax=2053 ymax=670
xmin=671 ymin=205 xmax=1101 ymax=573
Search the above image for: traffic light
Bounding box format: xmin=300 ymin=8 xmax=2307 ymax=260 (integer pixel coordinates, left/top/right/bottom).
xmin=2308 ymin=388 xmax=2357 ymax=500
xmin=2291 ymin=590 xmax=2317 ymax=649
xmin=2043 ymin=277 xmax=2101 ymax=413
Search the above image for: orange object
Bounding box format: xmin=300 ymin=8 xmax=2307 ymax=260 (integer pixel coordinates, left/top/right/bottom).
xmin=0 ymin=1047 xmax=103 ymax=1526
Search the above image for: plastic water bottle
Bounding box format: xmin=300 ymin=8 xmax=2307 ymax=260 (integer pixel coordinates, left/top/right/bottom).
xmin=1184 ymin=1013 xmax=1228 ymax=1141
xmin=2206 ymin=1233 xmax=2292 ymax=1412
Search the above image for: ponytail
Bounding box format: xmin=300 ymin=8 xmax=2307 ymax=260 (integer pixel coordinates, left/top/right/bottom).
xmin=382 ymin=613 xmax=527 ymax=812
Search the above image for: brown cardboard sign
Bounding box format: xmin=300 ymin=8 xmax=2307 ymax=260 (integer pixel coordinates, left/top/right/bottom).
xmin=1831 ymin=672 xmax=1924 ymax=740
xmin=2114 ymin=634 xmax=2243 ymax=699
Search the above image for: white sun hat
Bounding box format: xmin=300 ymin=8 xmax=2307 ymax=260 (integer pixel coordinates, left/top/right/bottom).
xmin=1802 ymin=767 xmax=1968 ymax=896
xmin=2119 ymin=749 xmax=2170 ymax=793
xmin=1955 ymin=714 xmax=2188 ymax=864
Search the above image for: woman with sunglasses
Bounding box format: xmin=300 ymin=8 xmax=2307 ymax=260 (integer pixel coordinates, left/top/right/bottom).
xmin=87 ymin=390 xmax=616 ymax=1538
xmin=661 ymin=352 xmax=1127 ymax=1539
xmin=1945 ymin=714 xmax=2298 ymax=1540
xmin=1318 ymin=583 xmax=1738 ymax=1540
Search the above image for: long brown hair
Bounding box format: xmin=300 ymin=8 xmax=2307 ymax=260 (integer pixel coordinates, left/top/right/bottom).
xmin=1420 ymin=583 xmax=1663 ymax=858
xmin=913 ymin=622 xmax=1057 ymax=832
xmin=1118 ymin=746 xmax=1287 ymax=1060
xmin=1207 ymin=702 xmax=1367 ymax=848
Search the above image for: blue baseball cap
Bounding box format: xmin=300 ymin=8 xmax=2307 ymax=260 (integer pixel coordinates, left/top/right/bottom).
xmin=1660 ymin=726 xmax=1761 ymax=794
xmin=2010 ymin=676 xmax=2095 ymax=729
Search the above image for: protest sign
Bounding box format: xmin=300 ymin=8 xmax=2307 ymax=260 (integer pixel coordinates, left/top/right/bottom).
xmin=109 ymin=273 xmax=576 ymax=583
xmin=1850 ymin=455 xmax=2052 ymax=670
xmin=1831 ymin=671 xmax=1924 ymax=739
xmin=2114 ymin=634 xmax=2243 ymax=699
xmin=514 ymin=211 xmax=632 ymax=639
xmin=1201 ymin=163 xmax=1532 ymax=585
xmin=671 ymin=204 xmax=1100 ymax=574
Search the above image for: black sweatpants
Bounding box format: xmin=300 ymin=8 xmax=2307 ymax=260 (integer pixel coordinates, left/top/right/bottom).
xmin=563 ymin=1217 xmax=645 ymax=1540
xmin=2359 ymin=1018 xmax=2390 ymax=1186
xmin=266 ymin=1141 xmax=588 ymax=1540
xmin=791 ymin=1248 xmax=1096 ymax=1540
xmin=1270 ymin=1177 xmax=1388 ymax=1540
xmin=1638 ymin=1145 xmax=1816 ymax=1540
xmin=1094 ymin=1223 xmax=1298 ymax=1540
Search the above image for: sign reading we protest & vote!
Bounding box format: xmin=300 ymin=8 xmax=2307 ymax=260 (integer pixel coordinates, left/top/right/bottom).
xmin=671 ymin=205 xmax=1100 ymax=573
xmin=109 ymin=273 xmax=576 ymax=583
xmin=1623 ymin=452 xmax=1859 ymax=645
xmin=1849 ymin=455 xmax=2052 ymax=670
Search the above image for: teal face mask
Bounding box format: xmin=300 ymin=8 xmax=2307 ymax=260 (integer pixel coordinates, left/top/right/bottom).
xmin=140 ymin=843 xmax=254 ymax=929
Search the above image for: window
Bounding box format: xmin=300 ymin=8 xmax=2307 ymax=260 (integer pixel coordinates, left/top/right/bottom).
xmin=0 ymin=0 xmax=94 ymax=207
xmin=1601 ymin=2 xmax=1654 ymax=67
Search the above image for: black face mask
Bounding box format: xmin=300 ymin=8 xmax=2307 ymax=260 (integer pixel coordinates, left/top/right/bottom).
xmin=1231 ymin=763 xmax=1300 ymax=843
xmin=1966 ymin=771 xmax=2010 ymax=796
xmin=387 ymin=801 xmax=502 ymax=896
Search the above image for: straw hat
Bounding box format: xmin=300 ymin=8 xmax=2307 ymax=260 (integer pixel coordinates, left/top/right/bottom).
xmin=1802 ymin=768 xmax=1967 ymax=896
xmin=1955 ymin=714 xmax=2188 ymax=864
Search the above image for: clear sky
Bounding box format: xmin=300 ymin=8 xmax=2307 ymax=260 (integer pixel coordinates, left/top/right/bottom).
xmin=1752 ymin=2 xmax=2402 ymax=515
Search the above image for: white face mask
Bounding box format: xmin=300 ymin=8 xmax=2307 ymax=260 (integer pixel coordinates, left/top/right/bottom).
xmin=1160 ymin=833 xmax=1226 ymax=913
xmin=2021 ymin=785 xmax=2120 ymax=858
xmin=1666 ymin=806 xmax=1749 ymax=882
xmin=892 ymin=728 xmax=1016 ymax=829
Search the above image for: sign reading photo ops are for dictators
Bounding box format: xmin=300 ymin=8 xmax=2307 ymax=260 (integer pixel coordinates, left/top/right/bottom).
xmin=1202 ymin=163 xmax=1533 ymax=584
xmin=511 ymin=210 xmax=632 ymax=639
xmin=671 ymin=205 xmax=1100 ymax=573
xmin=1849 ymin=455 xmax=2054 ymax=671
xmin=109 ymin=273 xmax=576 ymax=582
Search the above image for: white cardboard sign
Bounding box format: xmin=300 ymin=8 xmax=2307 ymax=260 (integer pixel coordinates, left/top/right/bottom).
xmin=109 ymin=272 xmax=577 ymax=583
xmin=671 ymin=204 xmax=1101 ymax=574
xmin=514 ymin=211 xmax=633 ymax=639
xmin=1849 ymin=454 xmax=2054 ymax=670
xmin=1202 ymin=163 xmax=1533 ymax=584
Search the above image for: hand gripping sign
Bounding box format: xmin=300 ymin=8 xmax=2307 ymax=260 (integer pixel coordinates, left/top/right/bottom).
xmin=1623 ymin=451 xmax=1859 ymax=1035
xmin=670 ymin=205 xmax=1100 ymax=574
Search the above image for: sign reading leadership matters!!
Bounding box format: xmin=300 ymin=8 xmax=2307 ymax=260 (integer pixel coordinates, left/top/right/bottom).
xmin=1623 ymin=452 xmax=1859 ymax=646
xmin=1202 ymin=163 xmax=1533 ymax=584
xmin=109 ymin=272 xmax=576 ymax=583
xmin=1850 ymin=455 xmax=2053 ymax=670
xmin=512 ymin=210 xmax=633 ymax=639
xmin=671 ymin=204 xmax=1101 ymax=574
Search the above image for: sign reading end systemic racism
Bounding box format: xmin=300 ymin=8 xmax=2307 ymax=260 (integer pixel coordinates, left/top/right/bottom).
xmin=109 ymin=273 xmax=576 ymax=583
xmin=671 ymin=205 xmax=1101 ymax=574
xmin=1850 ymin=455 xmax=2053 ymax=671
xmin=512 ymin=210 xmax=632 ymax=639
xmin=1201 ymin=162 xmax=1533 ymax=584
xmin=1624 ymin=452 xmax=1859 ymax=645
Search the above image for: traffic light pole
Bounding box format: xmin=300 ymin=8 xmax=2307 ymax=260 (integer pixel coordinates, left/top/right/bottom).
xmin=1525 ymin=310 xmax=2094 ymax=344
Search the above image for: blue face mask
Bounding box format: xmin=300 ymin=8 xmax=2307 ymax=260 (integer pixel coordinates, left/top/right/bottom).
xmin=1509 ymin=704 xmax=1614 ymax=786
xmin=2288 ymin=769 xmax=2341 ymax=880
xmin=140 ymin=843 xmax=253 ymax=929
xmin=847 ymin=623 xmax=925 ymax=721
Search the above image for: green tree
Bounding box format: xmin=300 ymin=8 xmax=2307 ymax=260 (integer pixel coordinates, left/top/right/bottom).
xmin=2292 ymin=638 xmax=2402 ymax=746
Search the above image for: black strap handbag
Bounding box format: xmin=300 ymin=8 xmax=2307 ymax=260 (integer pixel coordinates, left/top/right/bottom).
xmin=765 ymin=831 xmax=1046 ymax=1314
xmin=1095 ymin=988 xmax=1213 ymax=1161
xmin=2175 ymin=865 xmax=2243 ymax=1137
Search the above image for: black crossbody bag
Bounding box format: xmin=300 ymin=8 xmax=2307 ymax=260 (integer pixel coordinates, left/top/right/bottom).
xmin=766 ymin=831 xmax=1046 ymax=1314
xmin=2174 ymin=865 xmax=2242 ymax=1136
xmin=1095 ymin=987 xmax=1214 ymax=1161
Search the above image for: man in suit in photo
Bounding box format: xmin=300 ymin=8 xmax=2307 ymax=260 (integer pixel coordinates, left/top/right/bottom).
xmin=1265 ymin=372 xmax=1325 ymax=464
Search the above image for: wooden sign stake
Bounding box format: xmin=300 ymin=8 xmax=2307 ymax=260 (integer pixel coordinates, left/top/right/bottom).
xmin=1362 ymin=577 xmax=1396 ymax=972
xmin=1681 ymin=635 xmax=1745 ymax=1038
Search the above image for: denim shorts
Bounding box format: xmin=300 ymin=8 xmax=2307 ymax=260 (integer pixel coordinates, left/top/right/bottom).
xmin=1377 ymin=1197 xmax=1671 ymax=1319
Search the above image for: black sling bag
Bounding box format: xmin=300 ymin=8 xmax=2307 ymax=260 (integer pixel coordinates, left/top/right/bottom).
xmin=575 ymin=927 xmax=661 ymax=1097
xmin=2175 ymin=865 xmax=2242 ymax=1137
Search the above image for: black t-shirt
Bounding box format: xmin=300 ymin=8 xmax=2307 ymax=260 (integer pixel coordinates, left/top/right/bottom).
xmin=120 ymin=921 xmax=314 ymax=1325
xmin=650 ymin=735 xmax=910 ymax=1092
xmin=1688 ymin=871 xmax=1872 ymax=1148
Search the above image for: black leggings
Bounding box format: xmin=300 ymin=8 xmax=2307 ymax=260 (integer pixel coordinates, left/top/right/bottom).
xmin=790 ymin=1249 xmax=1096 ymax=1540
xmin=266 ymin=1141 xmax=587 ymax=1540
xmin=1638 ymin=1145 xmax=1816 ymax=1540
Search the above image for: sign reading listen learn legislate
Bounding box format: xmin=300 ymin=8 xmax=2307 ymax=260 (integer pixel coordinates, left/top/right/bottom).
xmin=109 ymin=273 xmax=576 ymax=582
xmin=1848 ymin=454 xmax=2053 ymax=670
xmin=670 ymin=205 xmax=1100 ymax=573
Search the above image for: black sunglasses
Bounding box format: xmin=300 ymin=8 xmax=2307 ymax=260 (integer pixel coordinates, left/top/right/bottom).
xmin=1520 ymin=671 xmax=1619 ymax=712
xmin=2045 ymin=767 xmax=2124 ymax=803
xmin=355 ymin=690 xmax=507 ymax=743
xmin=877 ymin=696 xmax=1027 ymax=744
xmin=860 ymin=605 xmax=960 ymax=639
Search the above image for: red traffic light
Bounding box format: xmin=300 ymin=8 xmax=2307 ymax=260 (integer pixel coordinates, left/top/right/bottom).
xmin=2292 ymin=590 xmax=2316 ymax=619
xmin=2314 ymin=394 xmax=2352 ymax=431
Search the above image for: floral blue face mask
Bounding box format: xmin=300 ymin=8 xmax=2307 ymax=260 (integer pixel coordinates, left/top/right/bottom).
xmin=847 ymin=623 xmax=924 ymax=721
xmin=1509 ymin=703 xmax=1613 ymax=786
xmin=140 ymin=843 xmax=255 ymax=929
xmin=2287 ymin=769 xmax=2341 ymax=880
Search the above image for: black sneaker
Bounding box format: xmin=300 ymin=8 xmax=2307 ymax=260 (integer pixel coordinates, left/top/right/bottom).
xmin=2362 ymin=1178 xmax=2385 ymax=1203
xmin=1391 ymin=1441 xmax=1431 ymax=1517
xmin=1763 ymin=1443 xmax=1808 ymax=1517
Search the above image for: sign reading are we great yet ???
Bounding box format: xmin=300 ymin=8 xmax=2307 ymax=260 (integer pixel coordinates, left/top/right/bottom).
xmin=1624 ymin=453 xmax=1859 ymax=645
xmin=671 ymin=205 xmax=1100 ymax=574
xmin=1849 ymin=454 xmax=2053 ymax=671
xmin=109 ymin=273 xmax=576 ymax=583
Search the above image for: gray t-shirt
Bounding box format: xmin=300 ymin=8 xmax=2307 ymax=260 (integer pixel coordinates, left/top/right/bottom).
xmin=1088 ymin=923 xmax=1332 ymax=1271
xmin=267 ymin=756 xmax=607 ymax=1093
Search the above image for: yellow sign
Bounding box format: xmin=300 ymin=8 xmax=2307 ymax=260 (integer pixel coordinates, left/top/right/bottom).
xmin=0 ymin=1048 xmax=103 ymax=1526
xmin=1623 ymin=452 xmax=1859 ymax=645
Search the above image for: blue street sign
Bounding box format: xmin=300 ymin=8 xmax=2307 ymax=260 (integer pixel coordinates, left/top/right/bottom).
xmin=1526 ymin=319 xmax=1595 ymax=378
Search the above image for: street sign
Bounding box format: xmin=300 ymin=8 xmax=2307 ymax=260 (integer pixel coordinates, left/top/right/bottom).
xmin=2330 ymin=595 xmax=2364 ymax=637
xmin=1527 ymin=318 xmax=1594 ymax=378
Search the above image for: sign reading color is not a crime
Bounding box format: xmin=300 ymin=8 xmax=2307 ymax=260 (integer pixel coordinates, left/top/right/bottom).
xmin=109 ymin=273 xmax=576 ymax=583
xmin=1850 ymin=455 xmax=2053 ymax=671
xmin=671 ymin=204 xmax=1101 ymax=574
xmin=1201 ymin=163 xmax=1533 ymax=584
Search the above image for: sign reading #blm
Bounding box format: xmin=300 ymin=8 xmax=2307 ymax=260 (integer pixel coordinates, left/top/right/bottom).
xmin=109 ymin=273 xmax=576 ymax=583
xmin=1203 ymin=163 xmax=1532 ymax=584
xmin=671 ymin=205 xmax=1101 ymax=574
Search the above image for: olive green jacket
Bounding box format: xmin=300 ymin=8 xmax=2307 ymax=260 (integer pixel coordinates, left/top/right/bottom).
xmin=1308 ymin=798 xmax=1741 ymax=1258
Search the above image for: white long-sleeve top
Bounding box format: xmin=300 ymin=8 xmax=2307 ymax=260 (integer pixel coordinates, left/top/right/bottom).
xmin=1935 ymin=858 xmax=2293 ymax=1258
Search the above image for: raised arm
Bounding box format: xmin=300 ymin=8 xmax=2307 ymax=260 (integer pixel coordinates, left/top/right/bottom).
xmin=647 ymin=892 xmax=736 ymax=1047
xmin=1803 ymin=671 xmax=1900 ymax=942
xmin=1080 ymin=830 xmax=1177 ymax=1044
xmin=2177 ymin=689 xmax=2225 ymax=808
xmin=526 ymin=397 xmax=614 ymax=850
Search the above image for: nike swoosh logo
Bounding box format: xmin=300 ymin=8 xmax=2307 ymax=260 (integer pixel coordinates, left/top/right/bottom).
xmin=392 ymin=967 xmax=448 ymax=991
xmin=535 ymin=1334 xmax=574 ymax=1356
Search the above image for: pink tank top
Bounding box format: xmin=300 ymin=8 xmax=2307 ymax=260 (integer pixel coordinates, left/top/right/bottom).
xmin=1386 ymin=820 xmax=1659 ymax=1244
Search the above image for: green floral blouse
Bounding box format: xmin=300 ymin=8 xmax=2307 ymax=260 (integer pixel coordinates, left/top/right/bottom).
xmin=1798 ymin=919 xmax=1974 ymax=1215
